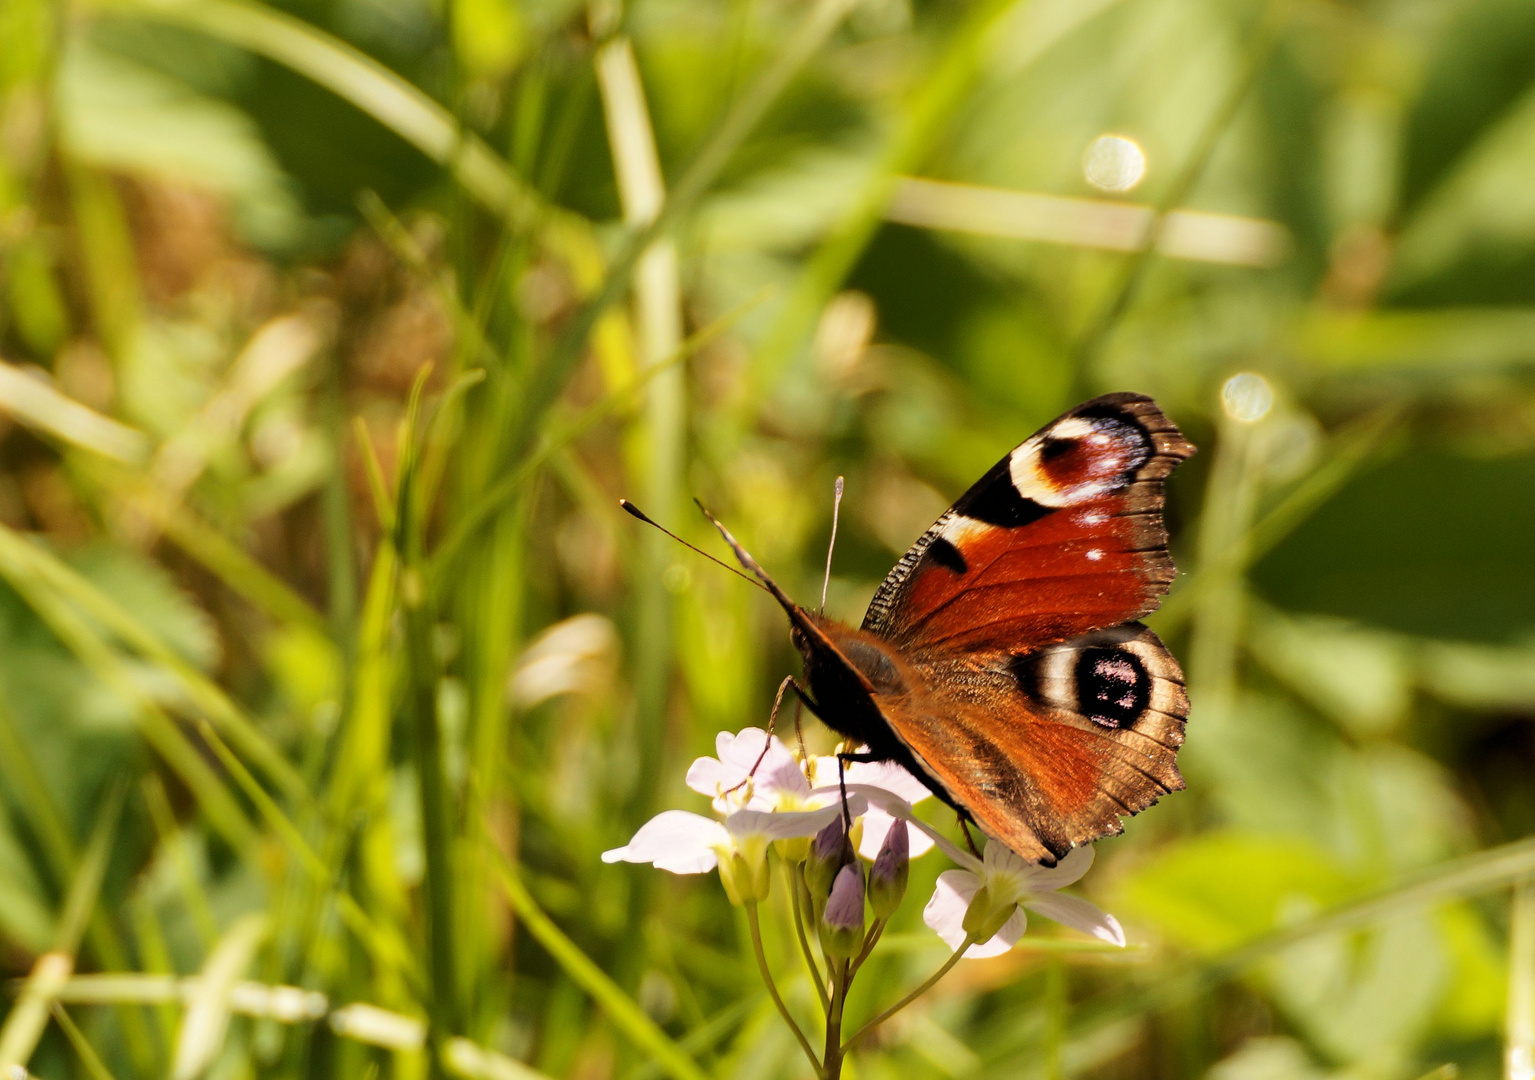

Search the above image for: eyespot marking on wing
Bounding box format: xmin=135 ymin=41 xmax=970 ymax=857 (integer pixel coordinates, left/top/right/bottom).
xmin=1006 ymin=624 xmax=1184 ymax=731
xmin=1008 ymin=414 xmax=1153 ymax=508
xmin=1075 ymin=647 xmax=1149 ymax=729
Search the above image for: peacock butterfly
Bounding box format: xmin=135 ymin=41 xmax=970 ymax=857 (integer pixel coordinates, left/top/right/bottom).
xmin=628 ymin=392 xmax=1194 ymax=866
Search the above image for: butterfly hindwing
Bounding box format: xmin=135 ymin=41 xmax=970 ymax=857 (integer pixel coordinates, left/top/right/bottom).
xmin=862 ymin=393 xmax=1194 ymax=656
xmin=873 ymin=624 xmax=1188 ymax=863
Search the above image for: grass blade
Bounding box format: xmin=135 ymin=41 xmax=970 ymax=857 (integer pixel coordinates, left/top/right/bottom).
xmin=0 ymin=781 xmax=124 ymax=1073
xmin=173 ymin=914 xmax=268 ymax=1080
xmin=490 ymin=851 xmax=710 ymax=1080
xmin=1509 ymin=877 xmax=1535 ymax=1080
xmin=51 ymin=1004 xmax=120 ymax=1080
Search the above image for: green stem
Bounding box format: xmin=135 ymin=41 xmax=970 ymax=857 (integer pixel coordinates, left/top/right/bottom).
xmin=822 ymin=959 xmax=848 ymax=1080
xmin=841 ymin=934 xmax=978 ymax=1053
xmin=746 ymin=904 xmax=823 ymax=1079
xmin=848 ymin=917 xmax=886 ymax=979
xmin=788 ymin=865 xmax=830 ymax=1011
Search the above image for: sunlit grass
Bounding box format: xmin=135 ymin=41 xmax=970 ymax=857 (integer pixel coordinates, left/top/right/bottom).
xmin=3 ymin=0 xmax=1535 ymax=1077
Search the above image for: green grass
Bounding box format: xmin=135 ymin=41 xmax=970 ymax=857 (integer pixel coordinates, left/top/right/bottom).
xmin=3 ymin=0 xmax=1535 ymax=1077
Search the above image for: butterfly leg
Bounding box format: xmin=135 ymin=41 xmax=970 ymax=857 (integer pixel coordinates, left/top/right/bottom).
xmin=836 ymin=754 xmax=853 ymax=831
xmin=958 ymin=816 xmax=982 ymax=859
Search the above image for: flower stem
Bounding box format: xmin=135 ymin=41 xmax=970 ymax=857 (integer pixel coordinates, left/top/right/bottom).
xmin=788 ymin=863 xmax=830 ymax=1011
xmin=746 ymin=903 xmax=823 ymax=1079
xmin=823 ymin=958 xmax=850 ymax=1080
xmin=849 ymin=916 xmax=886 ymax=978
xmin=841 ymin=933 xmax=977 ymax=1053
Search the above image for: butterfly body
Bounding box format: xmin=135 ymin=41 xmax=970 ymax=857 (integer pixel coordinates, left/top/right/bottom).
xmin=707 ymin=392 xmax=1195 ymax=865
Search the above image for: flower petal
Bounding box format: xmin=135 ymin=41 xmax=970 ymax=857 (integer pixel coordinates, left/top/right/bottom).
xmin=1025 ymin=845 xmax=1095 ymax=892
xmin=969 ymin=907 xmax=1027 ymax=958
xmin=1023 ymin=892 xmax=1125 ymax=947
xmin=923 ymin=869 xmax=980 ymax=952
xmin=687 ymin=729 xmax=807 ymax=811
xmin=684 ymin=757 xmax=755 ymax=812
xmin=856 ymin=807 xmax=935 ymax=861
xmin=601 ymin=811 xmax=727 ymax=874
xmin=923 ymin=869 xmax=1026 ymax=958
xmin=843 ymin=758 xmax=933 ymax=804
xmin=722 ymin=728 xmax=806 ymax=798
xmin=725 ymin=797 xmax=865 ymax=842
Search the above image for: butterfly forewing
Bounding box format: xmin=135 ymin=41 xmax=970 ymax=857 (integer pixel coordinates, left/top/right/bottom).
xmin=862 ymin=393 xmax=1194 ymax=655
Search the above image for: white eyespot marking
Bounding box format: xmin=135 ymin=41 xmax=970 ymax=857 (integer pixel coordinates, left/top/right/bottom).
xmin=1079 ymin=511 xmax=1108 ymax=526
xmin=1086 ymin=548 xmax=1103 ymax=562
xmin=1007 ymin=438 xmax=1072 ymax=507
xmin=1048 ymin=417 xmax=1097 ymax=440
xmin=936 ymin=513 xmax=994 ymax=546
xmin=1006 ymin=415 xmax=1148 ymax=509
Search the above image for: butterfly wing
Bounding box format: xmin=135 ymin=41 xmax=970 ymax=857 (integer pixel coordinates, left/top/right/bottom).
xmin=858 ymin=393 xmax=1194 ymax=860
xmin=862 ymin=393 xmax=1194 ymax=654
xmin=875 ymin=624 xmax=1189 ymax=863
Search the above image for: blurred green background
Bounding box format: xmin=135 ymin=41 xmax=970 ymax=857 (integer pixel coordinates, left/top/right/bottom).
xmin=3 ymin=0 xmax=1535 ymax=1077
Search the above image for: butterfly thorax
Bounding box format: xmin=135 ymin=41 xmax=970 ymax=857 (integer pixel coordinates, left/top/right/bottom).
xmin=792 ymin=617 xmax=918 ymax=760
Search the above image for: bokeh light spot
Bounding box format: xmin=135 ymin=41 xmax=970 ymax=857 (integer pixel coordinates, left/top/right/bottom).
xmin=1082 ymin=135 xmax=1146 ymax=193
xmin=1221 ymin=372 xmax=1274 ymax=422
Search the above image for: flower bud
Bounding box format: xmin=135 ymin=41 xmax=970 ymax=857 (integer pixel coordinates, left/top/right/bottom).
xmin=819 ymin=864 xmax=865 ymax=959
xmin=867 ymin=822 xmax=909 ymax=919
xmin=961 ymin=885 xmax=1016 ymax=943
xmin=804 ymin=816 xmax=849 ymax=908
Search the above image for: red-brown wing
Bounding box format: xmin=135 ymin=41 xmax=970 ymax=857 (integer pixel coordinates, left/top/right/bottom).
xmin=875 ymin=624 xmax=1189 ymax=863
xmin=861 ymin=393 xmax=1194 ymax=656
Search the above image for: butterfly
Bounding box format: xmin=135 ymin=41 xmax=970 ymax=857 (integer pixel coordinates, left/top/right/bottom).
xmin=629 ymin=393 xmax=1194 ymax=865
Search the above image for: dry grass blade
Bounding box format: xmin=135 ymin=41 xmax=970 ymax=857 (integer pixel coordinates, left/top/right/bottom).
xmin=172 ymin=915 xmax=269 ymax=1080
xmin=1509 ymin=879 xmax=1535 ymax=1080
xmin=0 ymin=782 xmax=123 ymax=1073
xmin=0 ymin=359 xmax=150 ymax=463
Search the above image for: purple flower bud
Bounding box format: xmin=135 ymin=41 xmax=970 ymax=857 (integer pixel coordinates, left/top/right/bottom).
xmin=868 ymin=822 xmax=909 ymax=919
xmin=804 ymin=815 xmax=850 ymax=907
xmin=820 ymin=864 xmax=865 ymax=958
xmin=814 ymin=816 xmax=848 ymax=863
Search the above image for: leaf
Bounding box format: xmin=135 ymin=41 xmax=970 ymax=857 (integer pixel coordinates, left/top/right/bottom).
xmin=67 ymin=545 xmax=220 ymax=671
xmin=1247 ymin=607 xmax=1411 ymax=735
xmin=1265 ymin=909 xmax=1448 ymax=1067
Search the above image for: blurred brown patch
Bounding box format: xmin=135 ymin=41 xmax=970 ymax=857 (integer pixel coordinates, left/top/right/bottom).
xmin=120 ymin=180 xmax=229 ymax=304
xmin=19 ymin=464 xmax=91 ymax=541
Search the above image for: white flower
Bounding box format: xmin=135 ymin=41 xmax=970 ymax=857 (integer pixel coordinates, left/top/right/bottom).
xmin=682 ymin=729 xmax=935 ymax=861
xmin=602 ymin=801 xmax=865 ymax=904
xmin=922 ymin=842 xmax=1125 ymax=958
xmin=685 ymin=728 xmax=811 ymax=813
xmin=807 ymin=752 xmax=936 ymax=860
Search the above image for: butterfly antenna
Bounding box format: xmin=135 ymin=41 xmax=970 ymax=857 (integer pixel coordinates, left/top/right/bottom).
xmin=819 ymin=475 xmax=844 ymax=614
xmin=619 ymin=500 xmax=768 ymax=594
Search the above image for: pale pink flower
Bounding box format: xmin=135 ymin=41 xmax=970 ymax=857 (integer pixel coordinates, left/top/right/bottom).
xmin=922 ymin=843 xmax=1125 ymax=958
